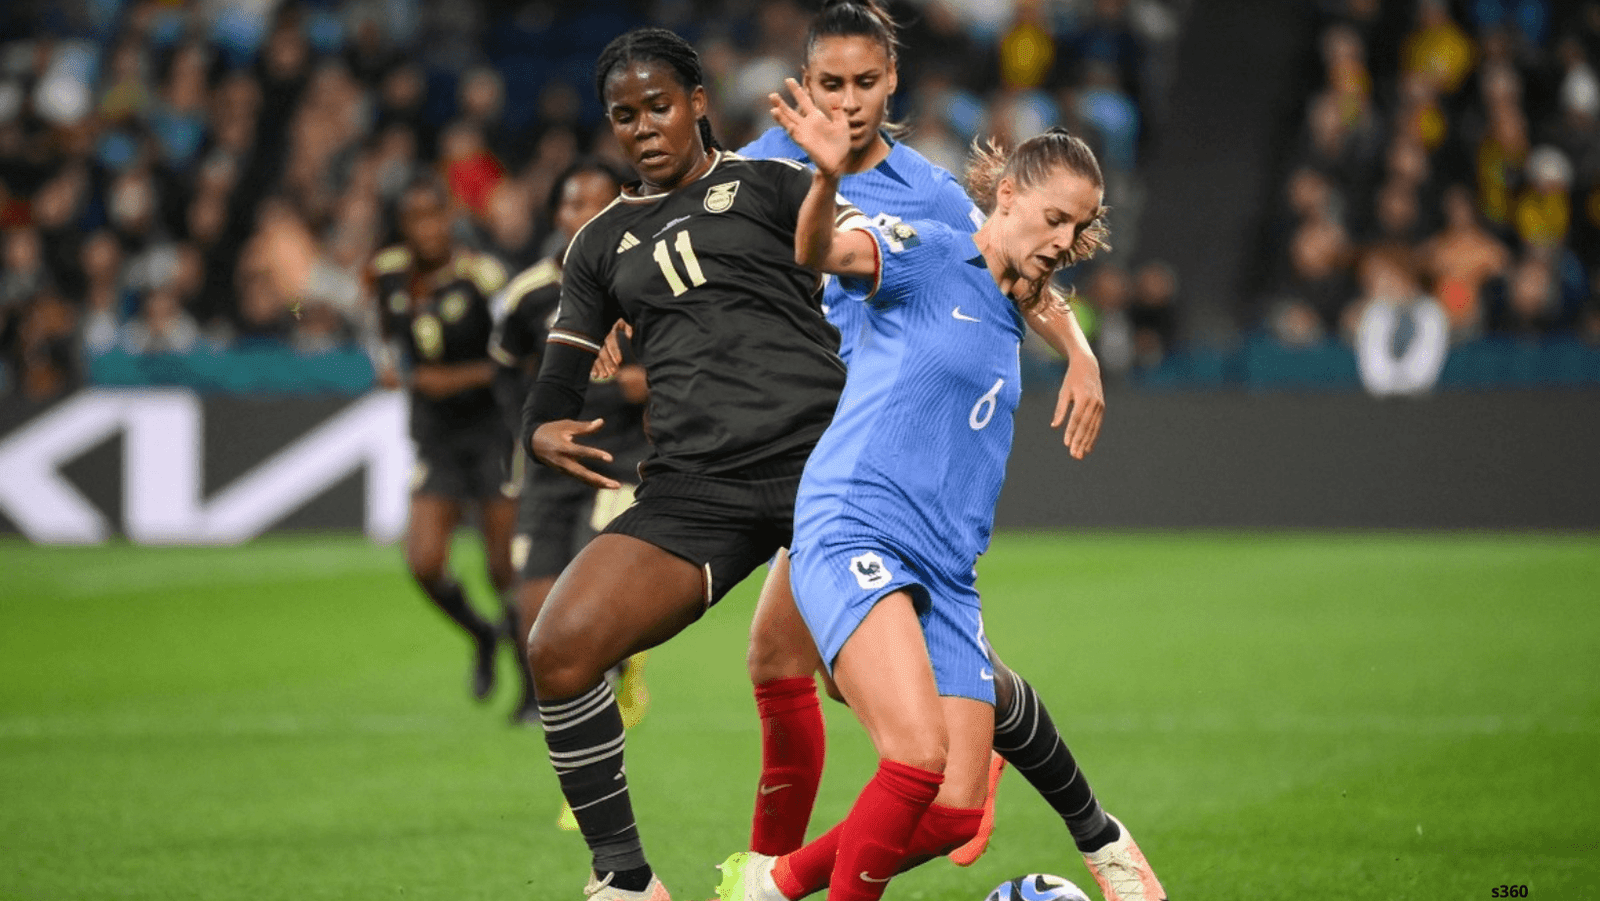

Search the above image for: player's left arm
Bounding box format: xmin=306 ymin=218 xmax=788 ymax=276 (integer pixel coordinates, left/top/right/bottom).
xmin=770 ymin=77 xmax=877 ymax=279
xmin=1027 ymin=288 xmax=1104 ymax=460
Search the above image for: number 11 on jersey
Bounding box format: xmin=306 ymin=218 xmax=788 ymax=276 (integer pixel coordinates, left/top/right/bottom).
xmin=653 ymin=230 xmax=706 ymax=296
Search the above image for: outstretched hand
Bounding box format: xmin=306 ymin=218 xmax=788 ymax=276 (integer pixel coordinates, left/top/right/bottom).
xmin=530 ymin=418 xmax=621 ymax=490
xmin=1052 ymin=352 xmax=1104 ymax=460
xmin=769 ymin=77 xmax=850 ymax=178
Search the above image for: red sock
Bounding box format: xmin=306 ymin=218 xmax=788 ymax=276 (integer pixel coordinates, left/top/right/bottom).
xmin=901 ymin=803 xmax=984 ymax=870
xmin=772 ymin=802 xmax=981 ymax=898
xmin=772 ymin=821 xmax=841 ymax=898
xmin=827 ymin=760 xmax=942 ymax=901
xmin=751 ymin=677 xmax=826 ymax=856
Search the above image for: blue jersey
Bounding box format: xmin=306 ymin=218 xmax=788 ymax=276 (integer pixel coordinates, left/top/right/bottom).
xmin=793 ymin=219 xmax=1024 ymax=579
xmin=737 ymin=127 xmax=984 ymax=365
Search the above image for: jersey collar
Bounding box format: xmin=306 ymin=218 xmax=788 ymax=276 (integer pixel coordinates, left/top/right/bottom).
xmin=618 ymin=150 xmax=727 ymax=203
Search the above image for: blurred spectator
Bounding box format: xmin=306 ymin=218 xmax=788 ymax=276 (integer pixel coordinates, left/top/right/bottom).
xmin=1402 ymin=0 xmax=1475 ymax=96
xmin=1418 ymin=184 xmax=1513 ymax=335
xmin=1495 ymin=250 xmax=1560 ymax=335
xmin=1130 ymin=260 xmax=1178 ymax=368
xmin=1353 ymin=245 xmax=1448 ymax=397
xmin=12 ymin=289 xmax=78 ymax=400
xmin=1513 ymin=145 xmax=1572 ymax=248
xmin=119 ymin=287 xmax=200 ymax=355
xmin=79 ymin=231 xmax=129 ymax=355
xmin=1083 ymin=263 xmax=1135 ymax=376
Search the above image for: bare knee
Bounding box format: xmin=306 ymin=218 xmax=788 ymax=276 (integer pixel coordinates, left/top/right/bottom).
xmin=877 ymin=726 xmax=949 ymax=775
xmin=747 ymin=621 xmax=822 ymax=684
xmin=406 ymin=548 xmax=448 ymax=588
xmin=526 ymin=621 xmax=607 ymax=699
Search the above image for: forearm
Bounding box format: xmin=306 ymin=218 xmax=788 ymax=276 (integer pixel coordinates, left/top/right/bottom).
xmin=1029 ymin=293 xmax=1094 ymax=362
xmin=521 ymin=341 xmax=593 ymax=455
xmin=795 ymin=170 xmax=842 ymax=269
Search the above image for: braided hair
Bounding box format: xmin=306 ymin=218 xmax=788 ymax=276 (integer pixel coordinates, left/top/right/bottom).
xmin=594 ymin=27 xmax=721 ymax=152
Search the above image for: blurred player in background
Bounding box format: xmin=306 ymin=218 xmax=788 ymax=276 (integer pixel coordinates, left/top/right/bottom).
xmin=731 ymin=4 xmax=1162 ymax=898
xmin=369 ymin=176 xmax=517 ymax=706
xmin=489 ymin=159 xmax=653 ymax=828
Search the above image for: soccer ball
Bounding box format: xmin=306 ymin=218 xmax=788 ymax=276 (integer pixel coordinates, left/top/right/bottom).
xmin=984 ymin=873 xmax=1092 ymax=901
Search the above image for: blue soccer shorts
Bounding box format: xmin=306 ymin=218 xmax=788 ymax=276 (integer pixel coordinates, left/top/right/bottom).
xmin=788 ymin=537 xmax=995 ymax=705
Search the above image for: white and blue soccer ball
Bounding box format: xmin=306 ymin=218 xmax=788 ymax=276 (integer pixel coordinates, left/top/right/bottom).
xmin=984 ymin=873 xmax=1092 ymax=901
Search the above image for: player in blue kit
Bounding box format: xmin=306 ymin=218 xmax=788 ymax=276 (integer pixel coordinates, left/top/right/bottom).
xmin=727 ymin=3 xmax=1164 ymax=900
xmin=711 ymin=72 xmax=1162 ymax=901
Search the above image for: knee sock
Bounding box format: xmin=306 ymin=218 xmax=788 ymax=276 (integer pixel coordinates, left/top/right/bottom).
xmin=828 ymin=760 xmax=941 ymax=901
xmin=539 ymin=682 xmax=652 ymax=891
xmin=992 ymin=668 xmax=1116 ymax=852
xmin=420 ymin=577 xmax=494 ymax=639
xmin=751 ymin=677 xmax=826 ymax=855
xmin=772 ymin=802 xmax=982 ymax=898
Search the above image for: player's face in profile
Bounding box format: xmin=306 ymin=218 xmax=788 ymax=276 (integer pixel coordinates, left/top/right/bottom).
xmin=803 ymin=36 xmax=897 ymax=153
xmin=554 ymin=171 xmax=621 ymax=239
xmin=997 ymin=168 xmax=1103 ymax=284
xmin=604 ymin=61 xmax=709 ymax=191
xmin=400 ymin=188 xmax=452 ymax=266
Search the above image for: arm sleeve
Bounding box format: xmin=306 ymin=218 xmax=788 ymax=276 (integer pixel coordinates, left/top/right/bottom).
xmin=519 ymin=246 xmax=614 ymax=449
xmin=834 ymin=219 xmax=954 ymax=309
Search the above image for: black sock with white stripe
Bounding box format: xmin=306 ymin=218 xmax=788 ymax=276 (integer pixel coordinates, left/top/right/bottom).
xmin=539 ymin=682 xmax=652 ymax=891
xmin=991 ymin=668 xmax=1118 ymax=852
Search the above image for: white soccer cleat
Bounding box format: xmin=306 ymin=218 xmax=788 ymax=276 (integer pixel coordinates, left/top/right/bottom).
xmin=1081 ymin=815 xmax=1167 ymax=901
xmin=582 ymin=871 xmax=671 ymax=901
xmin=713 ymin=851 xmax=787 ymax=901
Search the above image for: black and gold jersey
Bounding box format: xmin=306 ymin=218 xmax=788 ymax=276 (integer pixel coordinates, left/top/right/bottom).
xmin=371 ymin=246 xmax=507 ymax=440
xmin=535 ymin=151 xmax=859 ymax=477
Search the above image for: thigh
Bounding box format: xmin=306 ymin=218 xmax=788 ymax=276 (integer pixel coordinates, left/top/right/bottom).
xmin=832 ymin=590 xmax=945 ymax=766
xmin=530 ymin=533 xmax=708 ymax=694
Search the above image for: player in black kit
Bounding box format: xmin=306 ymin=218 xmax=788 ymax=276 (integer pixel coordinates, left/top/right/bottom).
xmin=518 ymin=28 xmax=876 ymax=901
xmin=371 ymin=177 xmax=516 ymax=706
xmin=490 ymin=158 xmax=652 ymax=740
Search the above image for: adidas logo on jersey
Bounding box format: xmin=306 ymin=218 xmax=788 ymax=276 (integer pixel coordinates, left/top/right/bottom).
xmin=616 ymin=232 xmax=640 ymax=254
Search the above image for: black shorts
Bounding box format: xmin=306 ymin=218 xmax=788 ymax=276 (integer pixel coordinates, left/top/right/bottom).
xmin=602 ymin=467 xmax=801 ymax=608
xmin=411 ymin=432 xmax=515 ymax=502
xmin=514 ymin=466 xmax=612 ymax=580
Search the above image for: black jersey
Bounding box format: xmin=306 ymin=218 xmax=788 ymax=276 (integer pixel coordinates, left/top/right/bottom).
xmin=371 ymin=246 xmax=507 ymax=440
xmin=538 ymin=152 xmax=859 ymax=477
xmin=491 ymin=256 xmax=650 ymax=482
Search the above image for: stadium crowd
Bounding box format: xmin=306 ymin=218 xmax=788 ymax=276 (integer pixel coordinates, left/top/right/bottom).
xmin=0 ymin=0 xmax=1187 ymax=401
xmin=1256 ymin=0 xmax=1600 ymax=391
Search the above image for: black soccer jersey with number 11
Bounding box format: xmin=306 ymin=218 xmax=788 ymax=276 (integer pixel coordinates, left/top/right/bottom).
xmin=547 ymin=151 xmax=859 ymax=476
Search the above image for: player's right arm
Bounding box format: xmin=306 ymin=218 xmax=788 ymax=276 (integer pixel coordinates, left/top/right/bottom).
xmin=521 ymin=238 xmax=622 ymax=490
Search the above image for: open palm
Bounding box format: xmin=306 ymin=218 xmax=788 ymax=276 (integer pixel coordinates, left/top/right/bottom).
xmin=770 ymin=77 xmax=850 ymax=178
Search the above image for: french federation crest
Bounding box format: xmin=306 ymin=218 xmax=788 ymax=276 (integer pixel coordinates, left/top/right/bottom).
xmin=704 ymin=180 xmax=740 ymax=213
xmin=849 ymin=551 xmax=892 ymax=590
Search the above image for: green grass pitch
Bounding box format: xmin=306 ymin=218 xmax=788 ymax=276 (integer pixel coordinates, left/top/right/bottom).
xmin=2 ymin=531 xmax=1597 ymax=901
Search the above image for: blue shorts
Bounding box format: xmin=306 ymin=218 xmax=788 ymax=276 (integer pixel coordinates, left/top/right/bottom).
xmin=788 ymin=537 xmax=995 ymax=705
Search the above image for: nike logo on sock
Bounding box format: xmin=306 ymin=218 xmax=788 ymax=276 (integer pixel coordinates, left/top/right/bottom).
xmin=859 ymin=871 xmax=892 ymax=884
xmin=758 ymin=783 xmax=793 ymax=796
